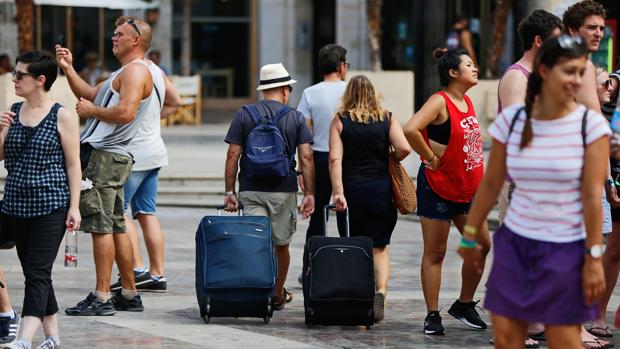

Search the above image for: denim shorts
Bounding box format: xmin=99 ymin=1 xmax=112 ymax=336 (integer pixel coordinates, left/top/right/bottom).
xmin=124 ymin=168 xmax=160 ymax=218
xmin=416 ymin=165 xmax=471 ymax=220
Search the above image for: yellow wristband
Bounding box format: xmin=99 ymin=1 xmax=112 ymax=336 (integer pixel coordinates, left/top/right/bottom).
xmin=463 ymin=225 xmax=478 ymax=236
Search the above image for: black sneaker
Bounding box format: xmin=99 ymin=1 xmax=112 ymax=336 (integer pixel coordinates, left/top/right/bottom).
xmin=424 ymin=311 xmax=445 ymax=335
xmin=137 ymin=276 xmax=167 ymax=293
xmin=110 ymin=270 xmax=152 ymax=292
xmin=0 ymin=310 xmax=19 ymax=344
xmin=448 ymin=299 xmax=488 ymax=330
xmin=111 ymin=291 xmax=144 ymax=312
xmin=65 ymin=293 xmax=116 ymax=316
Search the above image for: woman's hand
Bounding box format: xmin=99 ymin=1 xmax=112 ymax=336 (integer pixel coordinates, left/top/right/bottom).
xmin=583 ymin=258 xmax=605 ymax=305
xmin=423 ymin=154 xmax=441 ymax=171
xmin=332 ymin=193 xmax=347 ymax=212
xmin=66 ymin=206 xmax=81 ymax=231
xmin=0 ymin=111 xmax=15 ymax=129
xmin=457 ymin=244 xmax=484 ymax=275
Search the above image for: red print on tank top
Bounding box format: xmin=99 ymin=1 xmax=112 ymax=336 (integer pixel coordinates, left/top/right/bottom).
xmin=422 ymin=91 xmax=484 ymax=203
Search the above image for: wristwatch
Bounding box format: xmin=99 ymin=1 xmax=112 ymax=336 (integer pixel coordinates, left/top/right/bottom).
xmin=606 ymin=179 xmax=614 ymax=187
xmin=586 ymin=244 xmax=603 ymax=259
xmin=225 ymin=191 xmax=236 ymax=196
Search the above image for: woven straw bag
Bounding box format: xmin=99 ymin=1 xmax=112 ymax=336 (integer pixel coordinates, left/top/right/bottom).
xmin=388 ymin=156 xmax=417 ymax=214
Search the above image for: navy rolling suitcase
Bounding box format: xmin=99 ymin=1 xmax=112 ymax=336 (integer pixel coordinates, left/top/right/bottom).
xmin=195 ymin=205 xmax=276 ymax=324
xmin=302 ymin=205 xmax=375 ymax=328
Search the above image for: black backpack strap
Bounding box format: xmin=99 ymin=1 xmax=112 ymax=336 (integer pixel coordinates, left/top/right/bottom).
xmin=507 ymin=107 xmax=524 ymax=138
xmin=581 ymin=108 xmax=588 ymax=148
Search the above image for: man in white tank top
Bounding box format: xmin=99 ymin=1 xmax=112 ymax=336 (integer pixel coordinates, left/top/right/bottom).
xmin=56 ymin=16 xmax=155 ymax=316
xmin=109 ymin=59 xmax=180 ymax=293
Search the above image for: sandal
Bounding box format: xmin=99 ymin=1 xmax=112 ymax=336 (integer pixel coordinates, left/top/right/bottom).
xmin=283 ymin=287 xmax=293 ymax=304
xmin=528 ymin=331 xmax=546 ymax=341
xmin=582 ymin=340 xmax=608 ymax=349
xmin=588 ymin=326 xmax=614 ymax=338
xmin=525 ymin=337 xmax=540 ymax=349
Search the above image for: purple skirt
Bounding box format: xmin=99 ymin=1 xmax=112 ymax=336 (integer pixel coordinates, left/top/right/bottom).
xmin=485 ymin=225 xmax=598 ymax=325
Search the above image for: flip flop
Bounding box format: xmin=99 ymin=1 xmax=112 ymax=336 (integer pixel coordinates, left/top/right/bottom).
xmin=588 ymin=326 xmax=614 ymax=338
xmin=525 ymin=337 xmax=540 ymax=349
xmin=582 ymin=340 xmax=611 ymax=349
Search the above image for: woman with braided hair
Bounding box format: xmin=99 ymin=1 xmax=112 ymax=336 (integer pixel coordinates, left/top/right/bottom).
xmin=460 ymin=35 xmax=609 ymax=349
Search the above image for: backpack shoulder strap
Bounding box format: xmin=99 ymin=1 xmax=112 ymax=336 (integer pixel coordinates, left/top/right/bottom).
xmin=507 ymin=107 xmax=524 ymax=138
xmin=582 ymin=108 xmax=588 ymax=148
xmin=272 ymin=105 xmax=291 ymax=123
xmin=242 ymin=104 xmax=262 ymax=126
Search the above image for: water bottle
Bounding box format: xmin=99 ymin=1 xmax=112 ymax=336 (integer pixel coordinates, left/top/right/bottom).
xmin=64 ymin=230 xmax=78 ymax=268
xmin=611 ymin=109 xmax=620 ymax=133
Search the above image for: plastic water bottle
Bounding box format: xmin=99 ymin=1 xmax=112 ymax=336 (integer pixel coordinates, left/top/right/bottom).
xmin=64 ymin=230 xmax=78 ymax=268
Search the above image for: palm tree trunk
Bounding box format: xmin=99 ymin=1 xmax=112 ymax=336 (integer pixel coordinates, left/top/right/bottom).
xmin=367 ymin=0 xmax=383 ymax=71
xmin=15 ymin=0 xmax=34 ymax=53
xmin=487 ymin=0 xmax=512 ymax=77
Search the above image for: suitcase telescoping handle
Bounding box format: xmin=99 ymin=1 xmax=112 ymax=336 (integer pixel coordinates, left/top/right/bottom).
xmin=323 ymin=204 xmax=350 ymax=238
xmin=216 ymin=204 xmax=244 ymax=216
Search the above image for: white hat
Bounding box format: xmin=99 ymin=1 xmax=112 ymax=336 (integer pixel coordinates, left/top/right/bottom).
xmin=256 ymin=63 xmax=297 ymax=90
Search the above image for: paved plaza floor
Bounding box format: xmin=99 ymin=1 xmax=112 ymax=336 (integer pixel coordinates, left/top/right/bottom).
xmin=1 ymin=125 xmax=619 ymax=348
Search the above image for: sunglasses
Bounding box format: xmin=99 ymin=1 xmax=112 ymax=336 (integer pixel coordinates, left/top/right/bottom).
xmin=557 ymin=35 xmax=584 ymax=50
xmin=602 ymin=79 xmax=612 ymax=89
xmin=12 ymin=70 xmax=37 ymax=80
xmin=127 ymin=18 xmax=141 ymax=36
xmin=342 ymin=61 xmax=350 ymax=68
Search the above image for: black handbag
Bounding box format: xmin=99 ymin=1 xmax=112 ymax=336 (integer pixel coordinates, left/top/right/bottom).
xmin=80 ymin=142 xmax=94 ymax=170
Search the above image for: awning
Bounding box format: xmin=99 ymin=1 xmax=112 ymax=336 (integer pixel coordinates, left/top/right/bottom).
xmin=32 ymin=0 xmax=158 ymax=10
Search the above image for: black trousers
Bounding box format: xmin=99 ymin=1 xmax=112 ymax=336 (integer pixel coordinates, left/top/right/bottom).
xmin=8 ymin=207 xmax=66 ymax=319
xmin=305 ymin=151 xmax=344 ymax=240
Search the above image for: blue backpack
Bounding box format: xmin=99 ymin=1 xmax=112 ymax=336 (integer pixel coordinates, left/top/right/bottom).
xmin=243 ymin=104 xmax=293 ymax=179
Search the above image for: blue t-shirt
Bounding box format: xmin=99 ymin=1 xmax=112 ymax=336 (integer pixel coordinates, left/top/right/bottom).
xmin=297 ymin=81 xmax=347 ymax=152
xmin=225 ymin=99 xmax=314 ymax=193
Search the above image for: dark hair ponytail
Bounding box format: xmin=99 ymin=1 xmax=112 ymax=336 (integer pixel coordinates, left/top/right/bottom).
xmin=521 ymin=74 xmax=541 ymax=149
xmin=520 ymin=34 xmax=589 ymax=150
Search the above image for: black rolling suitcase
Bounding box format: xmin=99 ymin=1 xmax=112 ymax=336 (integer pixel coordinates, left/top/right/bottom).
xmin=302 ymin=204 xmax=375 ymax=328
xmin=195 ymin=205 xmax=277 ymax=324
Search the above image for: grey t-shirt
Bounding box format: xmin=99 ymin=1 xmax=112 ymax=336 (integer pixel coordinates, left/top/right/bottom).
xmin=225 ymin=99 xmax=314 ymax=193
xmin=297 ymin=81 xmax=347 ymax=152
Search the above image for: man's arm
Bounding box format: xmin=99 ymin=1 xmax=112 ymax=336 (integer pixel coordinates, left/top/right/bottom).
xmin=460 ymin=30 xmax=477 ymax=64
xmin=161 ymin=74 xmax=181 ymax=119
xmin=577 ymin=60 xmax=602 ymax=113
xmin=498 ymin=70 xmax=528 ymax=110
xmin=224 ymin=143 xmax=242 ymax=212
xmin=298 ymin=143 xmax=315 ymax=218
xmin=76 ymin=63 xmax=152 ymax=124
xmin=55 ymin=45 xmax=100 ymax=101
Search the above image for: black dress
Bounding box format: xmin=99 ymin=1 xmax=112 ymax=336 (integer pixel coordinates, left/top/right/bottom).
xmin=337 ymin=112 xmax=397 ymax=247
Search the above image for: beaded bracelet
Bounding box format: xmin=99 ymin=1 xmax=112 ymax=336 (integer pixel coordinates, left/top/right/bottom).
xmin=459 ymin=237 xmax=477 ymax=249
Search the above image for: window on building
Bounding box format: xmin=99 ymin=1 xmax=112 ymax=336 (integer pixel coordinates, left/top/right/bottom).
xmin=172 ymin=0 xmax=251 ymax=98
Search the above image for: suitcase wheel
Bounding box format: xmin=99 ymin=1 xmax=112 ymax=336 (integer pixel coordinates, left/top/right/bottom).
xmin=263 ymin=315 xmax=270 ymax=324
xmin=266 ymin=297 xmax=272 ymax=315
xmin=203 ymin=316 xmax=210 ymax=324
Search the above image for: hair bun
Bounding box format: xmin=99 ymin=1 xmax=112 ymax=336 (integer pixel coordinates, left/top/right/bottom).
xmin=433 ymin=48 xmax=448 ymax=61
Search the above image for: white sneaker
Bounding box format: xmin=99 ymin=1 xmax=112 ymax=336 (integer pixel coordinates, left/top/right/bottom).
xmin=36 ymin=338 xmax=60 ymax=349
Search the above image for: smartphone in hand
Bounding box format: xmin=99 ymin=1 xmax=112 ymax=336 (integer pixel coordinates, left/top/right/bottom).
xmin=56 ymin=34 xmax=65 ymax=48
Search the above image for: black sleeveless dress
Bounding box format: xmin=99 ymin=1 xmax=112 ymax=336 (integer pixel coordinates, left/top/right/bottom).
xmin=337 ymin=112 xmax=397 ymax=247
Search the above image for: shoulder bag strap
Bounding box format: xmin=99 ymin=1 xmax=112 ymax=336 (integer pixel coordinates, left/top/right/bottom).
xmin=581 ymin=108 xmax=588 ymax=148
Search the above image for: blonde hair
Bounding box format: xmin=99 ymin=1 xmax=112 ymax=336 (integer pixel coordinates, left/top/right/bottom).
xmin=336 ymin=75 xmax=386 ymax=123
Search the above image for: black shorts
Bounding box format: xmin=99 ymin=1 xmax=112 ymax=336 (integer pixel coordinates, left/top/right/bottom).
xmin=415 ymin=165 xmax=471 ymax=220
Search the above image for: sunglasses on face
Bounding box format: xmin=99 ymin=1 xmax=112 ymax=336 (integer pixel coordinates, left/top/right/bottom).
xmin=556 ymin=35 xmax=584 ymax=50
xmin=12 ymin=70 xmax=37 ymax=80
xmin=127 ymin=18 xmax=141 ymax=36
xmin=602 ymin=79 xmax=612 ymax=89
xmin=342 ymin=61 xmax=350 ymax=68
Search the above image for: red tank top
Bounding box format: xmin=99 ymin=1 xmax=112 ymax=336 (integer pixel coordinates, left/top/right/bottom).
xmin=422 ymin=91 xmax=484 ymax=202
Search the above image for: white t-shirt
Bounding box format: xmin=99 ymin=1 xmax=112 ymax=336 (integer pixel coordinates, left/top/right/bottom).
xmin=489 ymin=103 xmax=611 ymax=243
xmin=297 ymin=81 xmax=347 ymax=152
xmin=127 ymin=62 xmax=168 ymax=171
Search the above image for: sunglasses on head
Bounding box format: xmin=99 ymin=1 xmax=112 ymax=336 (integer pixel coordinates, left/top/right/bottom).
xmin=127 ymin=18 xmax=141 ymax=36
xmin=556 ymin=35 xmax=584 ymax=50
xmin=12 ymin=70 xmax=37 ymax=80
